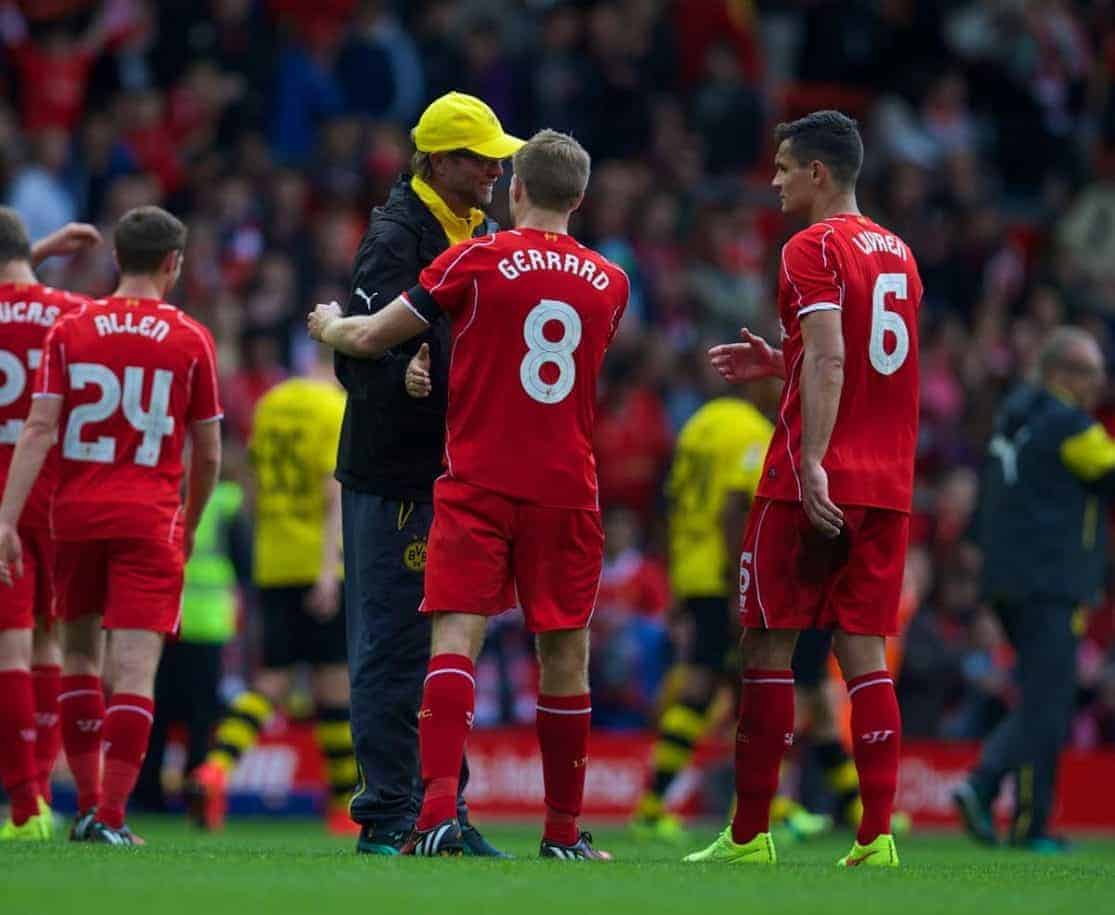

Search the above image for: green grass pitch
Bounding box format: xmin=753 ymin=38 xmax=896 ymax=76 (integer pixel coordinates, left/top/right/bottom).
xmin=5 ymin=818 xmax=1112 ymax=915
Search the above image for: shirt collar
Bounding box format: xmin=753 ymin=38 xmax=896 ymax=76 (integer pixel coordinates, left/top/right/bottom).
xmin=410 ymin=175 xmax=485 ymax=246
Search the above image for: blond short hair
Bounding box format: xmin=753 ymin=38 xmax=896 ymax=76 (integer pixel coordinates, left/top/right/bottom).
xmin=512 ymin=129 xmax=591 ymax=213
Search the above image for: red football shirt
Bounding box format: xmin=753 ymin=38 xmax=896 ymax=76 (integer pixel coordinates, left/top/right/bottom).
xmin=757 ymin=214 xmax=923 ymax=512
xmin=405 ymin=228 xmax=629 ymax=510
xmin=0 ymin=283 xmax=90 ymax=530
xmin=34 ymin=297 xmax=223 ymax=542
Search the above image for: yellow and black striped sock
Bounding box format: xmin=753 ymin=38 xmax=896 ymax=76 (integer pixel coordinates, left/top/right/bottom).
xmin=815 ymin=739 xmax=860 ymax=824
xmin=209 ymin=691 xmax=273 ymax=775
xmin=315 ymin=706 xmax=358 ymax=811
xmin=636 ymin=698 xmax=709 ymax=820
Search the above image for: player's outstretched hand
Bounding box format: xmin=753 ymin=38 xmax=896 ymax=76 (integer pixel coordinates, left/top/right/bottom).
xmin=31 ymin=222 xmax=103 ymax=264
xmin=800 ymin=461 xmax=843 ymax=539
xmin=406 ymin=343 xmax=432 ymax=398
xmin=308 ymin=301 xmax=342 ymax=343
xmin=0 ymin=523 xmax=24 ymax=587
xmin=306 ymin=576 xmax=341 ymax=622
xmin=708 ymin=328 xmax=780 ymax=383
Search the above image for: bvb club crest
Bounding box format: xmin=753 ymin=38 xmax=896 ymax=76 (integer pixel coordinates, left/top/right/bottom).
xmin=404 ymin=538 xmax=427 ymax=571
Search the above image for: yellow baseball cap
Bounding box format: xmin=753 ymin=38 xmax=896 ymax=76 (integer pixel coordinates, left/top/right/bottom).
xmin=412 ymin=92 xmax=524 ymax=159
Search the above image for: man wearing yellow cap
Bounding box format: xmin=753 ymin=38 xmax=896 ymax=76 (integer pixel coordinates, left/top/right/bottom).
xmin=334 ymin=92 xmax=522 ymax=856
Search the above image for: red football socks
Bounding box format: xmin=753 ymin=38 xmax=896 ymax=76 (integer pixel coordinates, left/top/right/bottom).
xmin=537 ymin=693 xmax=591 ymax=846
xmin=416 ymin=654 xmax=475 ymax=831
xmin=97 ymin=693 xmax=154 ymax=830
xmin=60 ymin=675 xmax=105 ymax=813
xmin=32 ymin=664 xmax=62 ymax=803
xmin=847 ymin=670 xmax=901 ymax=845
xmin=731 ymin=668 xmax=795 ymax=844
xmin=0 ymin=669 xmax=40 ymax=825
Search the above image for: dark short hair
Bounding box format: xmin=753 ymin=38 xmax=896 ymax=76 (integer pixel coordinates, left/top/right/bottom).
xmin=774 ymin=110 xmax=863 ymax=188
xmin=0 ymin=207 xmax=32 ymax=265
xmin=114 ymin=205 xmax=187 ymax=274
xmin=513 ymin=129 xmax=590 ymax=213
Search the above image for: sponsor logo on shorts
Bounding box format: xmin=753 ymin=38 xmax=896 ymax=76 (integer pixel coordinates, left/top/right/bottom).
xmin=403 ymin=538 xmax=427 ymax=572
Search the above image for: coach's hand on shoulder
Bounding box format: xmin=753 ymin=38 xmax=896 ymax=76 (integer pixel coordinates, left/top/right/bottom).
xmin=708 ymin=328 xmax=780 ymax=383
xmin=800 ymin=461 xmax=843 ymax=539
xmin=406 ymin=343 xmax=432 ymax=398
xmin=0 ymin=523 xmax=23 ymax=587
xmin=308 ymin=301 xmax=343 ymax=343
xmin=306 ymin=575 xmax=341 ymax=622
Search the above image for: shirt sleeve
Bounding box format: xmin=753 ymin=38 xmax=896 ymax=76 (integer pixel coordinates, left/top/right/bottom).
xmin=32 ymin=321 xmax=67 ymax=399
xmin=187 ymin=322 xmax=223 ymax=424
xmin=405 ymin=239 xmax=485 ymax=322
xmin=1060 ymin=421 xmax=1115 ymax=486
xmin=781 ymin=226 xmax=844 ymax=318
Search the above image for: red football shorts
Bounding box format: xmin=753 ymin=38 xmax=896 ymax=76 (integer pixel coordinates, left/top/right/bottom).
xmin=0 ymin=525 xmax=55 ymax=630
xmin=55 ymin=538 xmax=185 ymax=633
xmin=739 ymin=498 xmax=909 ymax=636
xmin=421 ymin=477 xmax=605 ymax=633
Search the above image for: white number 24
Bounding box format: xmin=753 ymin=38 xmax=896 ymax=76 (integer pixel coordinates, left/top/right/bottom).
xmin=62 ymin=363 xmax=174 ymax=466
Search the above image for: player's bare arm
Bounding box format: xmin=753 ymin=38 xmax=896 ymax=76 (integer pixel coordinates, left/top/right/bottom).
xmin=29 ymin=222 xmax=103 ymax=265
xmin=308 ymin=297 xmax=429 ymax=359
xmin=183 ymin=419 xmax=223 ymax=561
xmin=708 ymin=328 xmax=785 ymax=383
xmin=799 ymin=309 xmax=845 ymax=538
xmin=0 ymin=396 xmax=62 ymax=585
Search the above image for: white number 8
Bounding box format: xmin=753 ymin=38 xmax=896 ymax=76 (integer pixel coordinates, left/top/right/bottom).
xmin=520 ymin=299 xmax=582 ymax=404
xmin=869 ymin=273 xmax=910 ymax=375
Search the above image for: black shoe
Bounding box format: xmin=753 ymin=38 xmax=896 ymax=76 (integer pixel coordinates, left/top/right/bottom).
xmin=540 ymin=831 xmax=613 ymax=861
xmin=461 ymin=822 xmax=512 ymax=858
xmin=70 ymin=809 xmax=96 ymax=842
xmin=1010 ymin=834 xmax=1071 ymax=854
xmin=952 ymin=781 xmax=998 ymax=846
xmin=87 ymin=820 xmax=138 ymax=846
xmin=401 ymin=818 xmax=464 ymax=857
xmin=355 ymin=824 xmax=407 ymax=856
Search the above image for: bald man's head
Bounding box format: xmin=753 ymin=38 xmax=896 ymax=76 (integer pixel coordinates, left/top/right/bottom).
xmin=1038 ymin=326 xmax=1106 ymax=410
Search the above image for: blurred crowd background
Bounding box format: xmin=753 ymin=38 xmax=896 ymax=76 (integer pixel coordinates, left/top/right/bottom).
xmin=4 ymin=0 xmax=1115 ymax=748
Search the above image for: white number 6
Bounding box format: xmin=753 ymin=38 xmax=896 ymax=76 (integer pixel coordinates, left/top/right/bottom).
xmin=869 ymin=273 xmax=910 ymax=375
